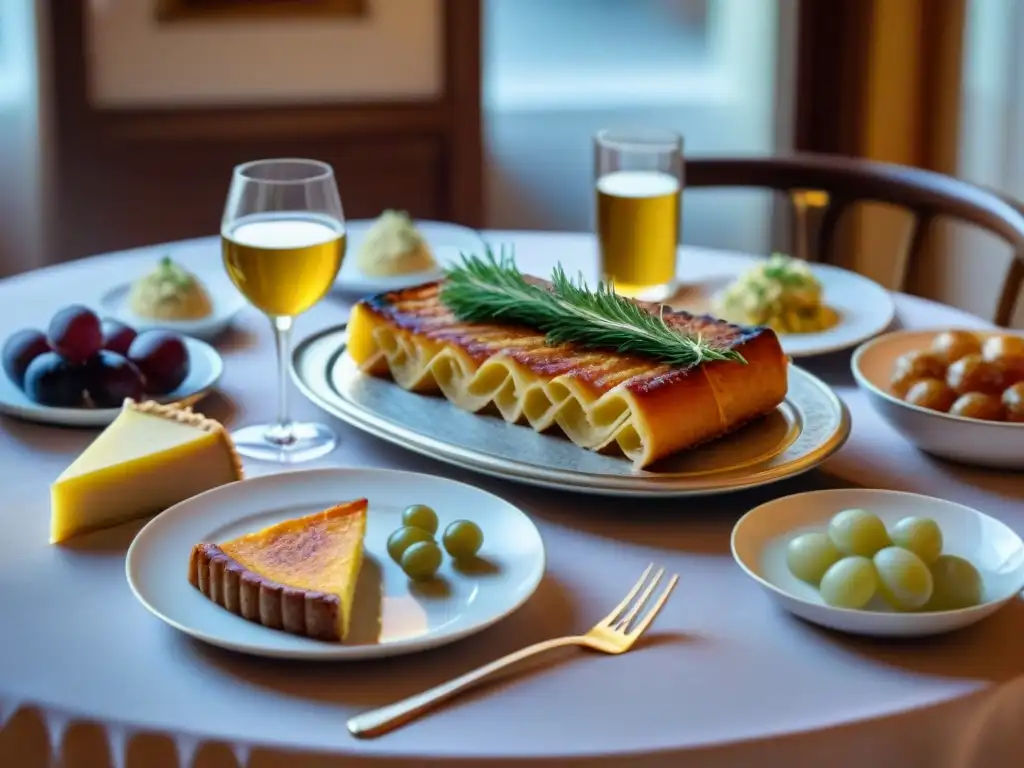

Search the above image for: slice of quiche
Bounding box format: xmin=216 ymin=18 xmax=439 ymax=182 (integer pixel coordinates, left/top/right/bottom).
xmin=188 ymin=499 xmax=368 ymax=642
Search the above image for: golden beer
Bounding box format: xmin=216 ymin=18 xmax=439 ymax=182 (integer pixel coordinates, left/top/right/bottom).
xmin=223 ymin=213 xmax=346 ymax=317
xmin=596 ymin=170 xmax=680 ymax=299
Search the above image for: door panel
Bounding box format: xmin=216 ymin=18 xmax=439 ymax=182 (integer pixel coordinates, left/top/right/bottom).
xmin=47 ymin=1 xmax=481 ymax=262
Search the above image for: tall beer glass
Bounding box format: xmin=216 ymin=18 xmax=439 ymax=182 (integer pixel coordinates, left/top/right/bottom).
xmin=594 ymin=128 xmax=683 ymax=301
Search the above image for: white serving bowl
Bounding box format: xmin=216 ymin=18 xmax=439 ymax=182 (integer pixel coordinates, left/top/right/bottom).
xmin=851 ymin=328 xmax=1024 ymax=469
xmin=732 ymin=489 xmax=1024 ymax=638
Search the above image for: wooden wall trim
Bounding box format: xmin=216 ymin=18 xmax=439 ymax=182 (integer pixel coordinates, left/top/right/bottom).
xmin=793 ymin=0 xmax=875 ymax=156
xmin=443 ymin=0 xmax=483 ymax=228
xmin=99 ymin=103 xmax=448 ymax=143
xmin=155 ymin=0 xmax=368 ymax=23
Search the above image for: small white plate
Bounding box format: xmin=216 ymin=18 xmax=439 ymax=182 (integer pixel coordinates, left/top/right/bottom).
xmin=852 ymin=329 xmax=1024 ymax=469
xmin=98 ymin=275 xmax=246 ymax=342
xmin=334 ymin=219 xmax=488 ymax=296
xmin=126 ymin=467 xmax=546 ymax=660
xmin=732 ymin=488 xmax=1024 ymax=637
xmin=0 ymin=336 xmax=223 ymax=428
xmin=678 ymin=259 xmax=895 ymax=358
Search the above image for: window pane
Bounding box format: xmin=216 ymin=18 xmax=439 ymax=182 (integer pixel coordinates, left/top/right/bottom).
xmin=483 ymin=0 xmax=793 ymax=256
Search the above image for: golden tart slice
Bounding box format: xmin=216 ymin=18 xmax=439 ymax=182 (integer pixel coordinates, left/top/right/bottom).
xmin=188 ymin=499 xmax=368 ymax=642
xmin=50 ymin=399 xmax=243 ymax=543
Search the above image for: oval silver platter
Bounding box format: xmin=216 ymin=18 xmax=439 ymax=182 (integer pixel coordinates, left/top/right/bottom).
xmin=291 ymin=325 xmax=851 ymax=497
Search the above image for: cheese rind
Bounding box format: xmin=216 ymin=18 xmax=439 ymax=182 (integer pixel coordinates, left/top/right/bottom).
xmin=49 ymin=399 xmax=243 ymax=543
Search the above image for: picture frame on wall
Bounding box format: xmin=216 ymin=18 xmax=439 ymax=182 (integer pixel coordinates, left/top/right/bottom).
xmin=156 ymin=0 xmax=368 ymax=23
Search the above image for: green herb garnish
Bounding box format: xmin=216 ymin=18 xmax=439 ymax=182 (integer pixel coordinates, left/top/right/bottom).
xmin=439 ymin=248 xmax=745 ymax=367
xmin=763 ymin=252 xmax=813 ymax=286
xmin=155 ymin=255 xmax=195 ymax=289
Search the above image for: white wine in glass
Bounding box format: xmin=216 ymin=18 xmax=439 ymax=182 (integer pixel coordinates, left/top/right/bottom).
xmin=221 ymin=158 xmax=346 ymax=463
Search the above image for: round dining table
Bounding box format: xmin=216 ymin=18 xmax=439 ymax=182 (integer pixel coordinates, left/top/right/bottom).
xmin=2 ymin=230 xmax=1023 ymax=768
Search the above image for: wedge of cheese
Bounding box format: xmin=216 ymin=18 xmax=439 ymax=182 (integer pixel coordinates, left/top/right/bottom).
xmin=50 ymin=399 xmax=243 ymax=543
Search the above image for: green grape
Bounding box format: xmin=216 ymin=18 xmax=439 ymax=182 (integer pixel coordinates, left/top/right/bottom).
xmin=925 ymin=554 xmax=983 ymax=611
xmin=819 ymin=556 xmax=878 ymax=609
xmin=442 ymin=520 xmax=484 ymax=559
xmin=889 ymin=516 xmax=943 ymax=564
xmin=874 ymin=546 xmax=933 ymax=611
xmin=400 ymin=540 xmax=442 ymax=581
xmin=386 ymin=525 xmax=434 ymax=563
xmin=828 ymin=508 xmax=891 ymax=557
xmin=786 ymin=532 xmax=842 ymax=585
xmin=401 ymin=504 xmax=439 ymax=534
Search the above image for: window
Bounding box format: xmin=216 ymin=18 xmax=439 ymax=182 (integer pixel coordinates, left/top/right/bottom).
xmin=483 ymin=0 xmax=796 ymax=256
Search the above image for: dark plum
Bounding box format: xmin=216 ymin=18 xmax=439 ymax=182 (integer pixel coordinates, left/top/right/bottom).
xmin=100 ymin=319 xmax=137 ymax=357
xmin=86 ymin=351 xmax=146 ymax=407
xmin=2 ymin=328 xmax=50 ymax=387
xmin=47 ymin=305 xmax=102 ymax=364
xmin=127 ymin=331 xmax=190 ymax=394
xmin=23 ymin=352 xmax=87 ymax=407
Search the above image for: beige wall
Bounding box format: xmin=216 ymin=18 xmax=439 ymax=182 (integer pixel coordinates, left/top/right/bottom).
xmin=86 ymin=0 xmax=442 ymax=107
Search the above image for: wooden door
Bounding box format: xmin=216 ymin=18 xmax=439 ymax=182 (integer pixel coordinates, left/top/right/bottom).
xmin=47 ymin=1 xmax=482 ymax=263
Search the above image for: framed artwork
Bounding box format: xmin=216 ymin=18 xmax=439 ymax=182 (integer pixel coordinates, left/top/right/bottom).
xmin=156 ymin=0 xmax=368 ymax=23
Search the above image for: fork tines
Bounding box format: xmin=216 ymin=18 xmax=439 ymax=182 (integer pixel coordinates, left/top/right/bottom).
xmin=606 ymin=563 xmax=679 ymax=636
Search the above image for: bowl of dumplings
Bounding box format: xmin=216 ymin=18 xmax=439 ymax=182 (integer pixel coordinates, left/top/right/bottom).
xmin=852 ymin=328 xmax=1024 ymax=469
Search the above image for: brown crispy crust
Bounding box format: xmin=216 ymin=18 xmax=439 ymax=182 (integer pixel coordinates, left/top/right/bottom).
xmin=351 ymin=279 xmax=790 ymax=466
xmin=359 ymin=281 xmax=782 ymax=397
xmin=188 ymin=543 xmax=341 ymax=642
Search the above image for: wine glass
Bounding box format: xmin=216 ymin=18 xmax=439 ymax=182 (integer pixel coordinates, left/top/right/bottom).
xmin=221 ymin=158 xmax=346 ymax=463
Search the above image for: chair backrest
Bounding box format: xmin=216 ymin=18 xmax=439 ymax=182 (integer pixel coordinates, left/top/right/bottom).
xmin=684 ymin=153 xmax=1024 ymax=326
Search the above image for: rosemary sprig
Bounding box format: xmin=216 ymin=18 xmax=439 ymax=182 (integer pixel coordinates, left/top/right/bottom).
xmin=439 ymin=247 xmax=745 ymax=367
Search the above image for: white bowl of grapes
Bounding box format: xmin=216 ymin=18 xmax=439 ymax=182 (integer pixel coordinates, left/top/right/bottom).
xmin=731 ymin=488 xmax=1024 ymax=637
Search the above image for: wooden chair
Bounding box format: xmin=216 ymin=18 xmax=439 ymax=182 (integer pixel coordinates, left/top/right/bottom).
xmin=684 ymin=153 xmax=1024 ymax=326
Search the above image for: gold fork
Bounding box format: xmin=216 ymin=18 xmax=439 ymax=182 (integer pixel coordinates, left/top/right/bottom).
xmin=347 ymin=563 xmax=679 ymax=739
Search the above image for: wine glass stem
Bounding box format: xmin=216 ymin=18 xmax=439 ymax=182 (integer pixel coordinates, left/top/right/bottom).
xmin=268 ymin=314 xmax=295 ymax=445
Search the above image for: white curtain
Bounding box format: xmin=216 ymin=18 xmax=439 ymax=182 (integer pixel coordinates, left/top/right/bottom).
xmin=0 ymin=0 xmax=48 ymax=278
xmin=949 ymin=0 xmax=1024 ymax=327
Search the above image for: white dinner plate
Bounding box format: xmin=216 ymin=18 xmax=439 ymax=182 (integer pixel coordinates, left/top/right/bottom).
xmin=97 ymin=273 xmax=246 ymax=342
xmin=675 ymin=258 xmax=896 ymax=358
xmin=334 ymin=219 xmax=488 ymax=295
xmin=0 ymin=335 xmax=223 ymax=428
xmin=732 ymin=488 xmax=1024 ymax=638
xmin=126 ymin=467 xmax=546 ymax=660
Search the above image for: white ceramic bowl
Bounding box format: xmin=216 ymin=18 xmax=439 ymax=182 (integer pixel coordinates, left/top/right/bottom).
xmin=732 ymin=489 xmax=1024 ymax=637
xmin=852 ymin=328 xmax=1024 ymax=469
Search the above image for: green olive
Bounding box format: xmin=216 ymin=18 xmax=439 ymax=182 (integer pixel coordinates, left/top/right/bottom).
xmin=386 ymin=526 xmax=434 ymax=563
xmin=400 ymin=540 xmax=442 ymax=581
xmin=401 ymin=504 xmax=439 ymax=534
xmin=442 ymin=520 xmax=483 ymax=559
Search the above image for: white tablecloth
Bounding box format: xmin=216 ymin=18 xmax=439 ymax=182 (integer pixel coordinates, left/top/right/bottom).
xmin=1 ymin=231 xmax=1023 ymax=768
